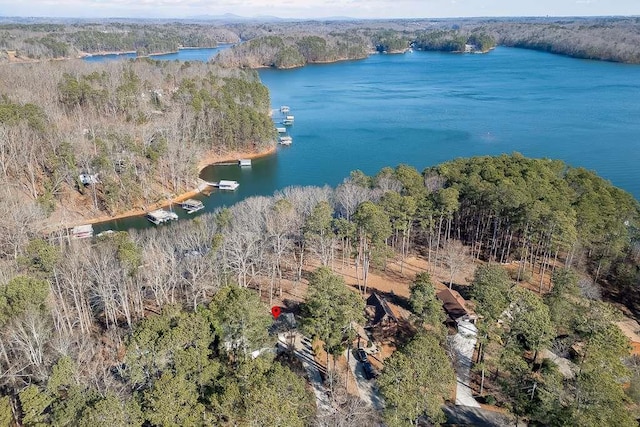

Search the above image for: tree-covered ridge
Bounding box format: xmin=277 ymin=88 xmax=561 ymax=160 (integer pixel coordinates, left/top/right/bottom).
xmin=428 ymin=154 xmax=639 ymax=287
xmin=216 ymin=32 xmax=370 ymax=69
xmin=413 ymin=30 xmax=496 ymax=53
xmin=3 ymin=17 xmax=640 ymax=64
xmin=0 ymin=59 xmax=275 ymax=233
xmin=485 ymin=20 xmax=640 ymax=63
xmin=0 ymin=23 xmax=239 ymax=59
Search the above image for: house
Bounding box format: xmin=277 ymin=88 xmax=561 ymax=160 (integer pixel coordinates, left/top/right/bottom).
xmin=366 ymin=293 xmax=399 ymax=330
xmin=436 ymin=288 xmax=477 ymax=324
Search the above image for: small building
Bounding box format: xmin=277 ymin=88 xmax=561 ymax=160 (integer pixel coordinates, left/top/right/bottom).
xmin=437 ymin=288 xmax=477 ymax=324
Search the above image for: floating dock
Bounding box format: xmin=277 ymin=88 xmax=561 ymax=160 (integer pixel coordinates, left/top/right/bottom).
xmin=279 ymin=135 xmax=293 ymax=145
xmin=180 ymin=199 xmax=205 ymax=214
xmin=282 ymin=115 xmax=295 ymax=126
xmin=199 ymin=180 xmax=240 ymax=191
xmin=71 ymin=224 xmax=93 ymax=239
xmin=146 ymin=209 xmax=179 ymax=225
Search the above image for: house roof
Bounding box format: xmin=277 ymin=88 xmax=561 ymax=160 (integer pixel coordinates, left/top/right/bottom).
xmin=366 ymin=293 xmax=398 ymax=325
xmin=437 ymin=288 xmax=475 ymax=320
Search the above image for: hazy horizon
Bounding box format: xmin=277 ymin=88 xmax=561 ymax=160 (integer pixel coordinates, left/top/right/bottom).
xmin=1 ymin=0 xmax=639 ymax=21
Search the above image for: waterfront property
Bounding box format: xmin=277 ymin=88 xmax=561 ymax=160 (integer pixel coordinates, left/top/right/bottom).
xmin=146 ymin=209 xmax=179 ymax=225
xmin=180 ymin=199 xmax=205 ymax=214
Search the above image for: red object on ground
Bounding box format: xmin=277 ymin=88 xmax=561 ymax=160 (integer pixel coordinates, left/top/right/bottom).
xmin=271 ymin=306 xmax=282 ymax=320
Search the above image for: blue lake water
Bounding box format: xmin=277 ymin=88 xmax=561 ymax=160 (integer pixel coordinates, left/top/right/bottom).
xmin=93 ymin=47 xmax=640 ymax=232
xmin=83 ymin=46 xmax=230 ymax=63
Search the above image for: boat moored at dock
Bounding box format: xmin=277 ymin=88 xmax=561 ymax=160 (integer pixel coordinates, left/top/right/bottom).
xmin=180 ymin=199 xmax=205 ymax=214
xmin=279 ymin=135 xmax=293 ymax=145
xmin=282 ymin=115 xmax=295 ymax=126
xmin=146 ymin=209 xmax=179 ymax=225
xmin=71 ymin=224 xmax=93 ymax=239
xmin=280 ymin=105 xmax=290 ymax=113
xmin=238 ymin=159 xmax=252 ymax=166
xmin=217 ymin=180 xmax=240 ymax=191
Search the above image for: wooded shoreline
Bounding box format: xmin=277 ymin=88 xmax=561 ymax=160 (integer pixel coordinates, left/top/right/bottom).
xmin=63 ymin=144 xmax=277 ymax=229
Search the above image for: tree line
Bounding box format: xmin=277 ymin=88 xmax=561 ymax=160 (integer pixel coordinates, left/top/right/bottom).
xmin=3 ymin=17 xmax=640 ymax=64
xmin=0 ymin=23 xmax=239 ymax=59
xmin=0 ymin=154 xmax=637 ymax=424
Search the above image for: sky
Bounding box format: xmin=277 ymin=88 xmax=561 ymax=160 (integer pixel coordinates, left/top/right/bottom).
xmin=1 ymin=0 xmax=639 ymax=20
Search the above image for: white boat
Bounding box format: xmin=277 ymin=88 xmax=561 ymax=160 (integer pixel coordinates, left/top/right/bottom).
xmin=180 ymin=199 xmax=205 ymax=214
xmin=280 ymin=105 xmax=290 ymax=113
xmin=282 ymin=115 xmax=295 ymax=126
xmin=238 ymin=159 xmax=252 ymax=167
xmin=146 ymin=209 xmax=178 ymax=225
xmin=276 ymin=127 xmax=287 ymax=133
xmin=217 ymin=180 xmax=240 ymax=191
xmin=279 ymin=136 xmax=293 ymax=145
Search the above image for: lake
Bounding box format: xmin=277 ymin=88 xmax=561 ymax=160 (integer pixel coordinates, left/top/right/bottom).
xmin=83 ymin=46 xmax=230 ymax=63
xmin=92 ymin=47 xmax=640 ymax=232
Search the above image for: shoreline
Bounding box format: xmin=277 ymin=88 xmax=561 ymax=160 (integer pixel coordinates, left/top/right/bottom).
xmin=65 ymin=144 xmax=277 ymax=229
xmin=79 ymin=45 xmax=229 ymax=60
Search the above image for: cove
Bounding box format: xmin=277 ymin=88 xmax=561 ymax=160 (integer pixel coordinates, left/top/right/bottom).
xmin=93 ymin=47 xmax=640 ymax=233
xmin=82 ymin=45 xmax=231 ymax=62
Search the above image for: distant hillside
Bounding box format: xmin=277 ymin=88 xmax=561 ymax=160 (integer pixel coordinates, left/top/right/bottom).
xmin=2 ymin=17 xmax=640 ymax=63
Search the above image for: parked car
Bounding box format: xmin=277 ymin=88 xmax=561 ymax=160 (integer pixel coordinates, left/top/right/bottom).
xmin=362 ymin=361 xmax=377 ymax=380
xmin=354 ymin=348 xmax=368 ymax=362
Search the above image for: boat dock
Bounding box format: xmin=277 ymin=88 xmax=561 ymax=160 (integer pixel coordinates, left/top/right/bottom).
xmin=279 ymin=135 xmax=293 ymax=145
xmin=180 ymin=199 xmax=205 ymax=214
xmin=282 ymin=115 xmax=295 ymax=126
xmin=146 ymin=209 xmax=179 ymax=225
xmin=198 ymin=179 xmax=240 ymax=191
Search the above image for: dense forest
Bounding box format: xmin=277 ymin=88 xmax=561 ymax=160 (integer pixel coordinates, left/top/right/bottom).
xmin=0 ymin=59 xmax=275 ymax=250
xmin=0 ymin=23 xmax=238 ymax=58
xmin=2 ymin=17 xmax=640 ymax=64
xmin=0 ymin=154 xmax=638 ymax=425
